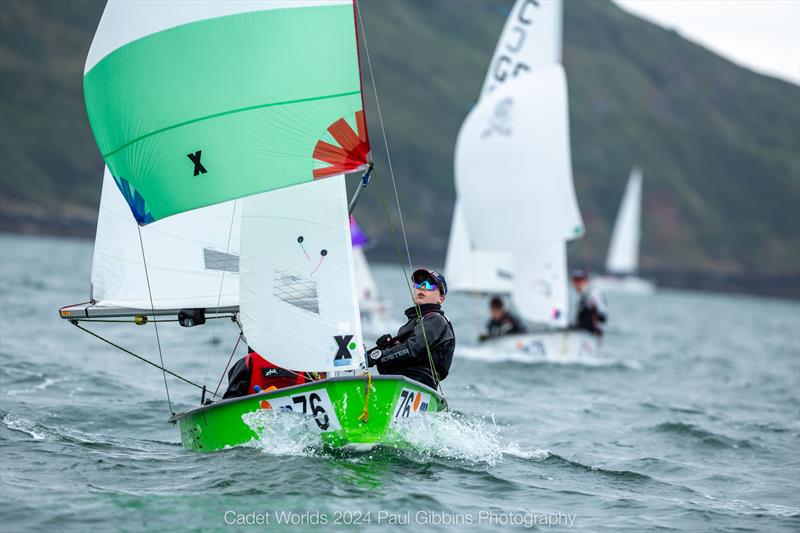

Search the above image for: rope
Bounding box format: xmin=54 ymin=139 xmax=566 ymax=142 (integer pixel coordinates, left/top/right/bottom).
xmin=373 ymin=175 xmax=442 ymax=391
xmin=354 ymin=1 xmax=443 ymax=395
xmin=358 ymin=372 xmax=372 ymax=423
xmin=70 ymin=320 xmax=218 ymax=396
xmin=137 ymin=226 xmax=173 ymax=414
xmin=213 ymin=334 xmax=242 ymax=398
xmin=568 ymin=232 xmax=588 ymax=260
xmin=355 ymin=0 xmax=414 ymax=275
xmin=204 ymin=200 xmax=238 ymax=388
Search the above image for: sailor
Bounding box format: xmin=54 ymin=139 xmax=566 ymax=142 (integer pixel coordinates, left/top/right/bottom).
xmin=223 ymin=348 xmax=309 ymax=399
xmin=368 ymin=268 xmax=455 ymax=389
xmin=571 ymin=269 xmax=607 ymax=336
xmin=479 ymin=296 xmax=526 ymax=341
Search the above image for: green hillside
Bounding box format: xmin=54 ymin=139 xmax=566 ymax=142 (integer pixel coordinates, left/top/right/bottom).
xmin=1 ymin=0 xmax=798 ymax=293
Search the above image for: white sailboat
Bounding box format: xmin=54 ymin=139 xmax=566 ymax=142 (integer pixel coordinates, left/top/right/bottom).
xmin=350 ymin=217 xmax=394 ymax=336
xmin=593 ymin=167 xmax=656 ymax=294
xmin=447 ymin=0 xmax=599 ymax=360
xmin=60 ymin=0 xmax=446 ymax=452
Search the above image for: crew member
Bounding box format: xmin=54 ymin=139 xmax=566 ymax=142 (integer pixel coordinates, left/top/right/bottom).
xmin=368 ymin=269 xmax=455 ymax=389
xmin=479 ymin=296 xmax=526 ymax=341
xmin=571 ymin=269 xmax=607 ymax=336
xmin=223 ymin=348 xmax=310 ymax=399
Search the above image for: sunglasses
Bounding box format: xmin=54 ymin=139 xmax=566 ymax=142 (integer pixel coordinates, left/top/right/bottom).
xmin=413 ymin=280 xmax=438 ymax=291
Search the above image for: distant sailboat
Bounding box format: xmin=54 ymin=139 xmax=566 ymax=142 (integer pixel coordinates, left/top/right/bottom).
xmin=443 ymin=203 xmax=512 ymax=294
xmin=593 ymin=167 xmax=656 ymax=294
xmin=447 ymin=0 xmax=599 ymax=359
xmin=350 ymin=216 xmax=393 ymax=336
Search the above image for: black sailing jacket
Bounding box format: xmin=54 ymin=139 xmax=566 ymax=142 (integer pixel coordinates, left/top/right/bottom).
xmin=375 ymin=303 xmax=455 ymax=389
xmin=484 ymin=311 xmax=526 ymax=339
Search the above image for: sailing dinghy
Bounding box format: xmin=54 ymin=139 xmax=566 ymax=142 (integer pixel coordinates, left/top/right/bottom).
xmin=448 ymin=0 xmax=598 ymax=360
xmin=593 ymin=167 xmax=656 ymax=294
xmin=60 ymin=0 xmax=445 ymax=452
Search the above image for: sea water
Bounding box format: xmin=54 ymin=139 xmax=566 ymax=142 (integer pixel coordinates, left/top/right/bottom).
xmin=1 ymin=233 xmax=798 ymax=532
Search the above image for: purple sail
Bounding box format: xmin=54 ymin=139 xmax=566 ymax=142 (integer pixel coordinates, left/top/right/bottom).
xmin=350 ymin=216 xmax=369 ymax=248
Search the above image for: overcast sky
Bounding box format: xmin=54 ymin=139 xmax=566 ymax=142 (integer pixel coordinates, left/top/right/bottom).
xmin=612 ymin=0 xmax=800 ymax=85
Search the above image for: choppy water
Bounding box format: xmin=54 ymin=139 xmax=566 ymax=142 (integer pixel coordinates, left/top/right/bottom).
xmin=1 ymin=233 xmax=798 ymax=532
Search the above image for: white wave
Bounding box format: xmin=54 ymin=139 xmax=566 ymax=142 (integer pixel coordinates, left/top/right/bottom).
xmin=699 ymin=493 xmax=800 ymax=518
xmin=242 ymin=407 xmax=549 ymax=466
xmin=457 ymin=345 xmax=641 ymax=369
xmin=241 ymin=409 xmax=323 ymax=457
xmin=502 ymin=443 xmax=551 ymax=461
xmin=1 ymin=412 xmax=47 ymax=440
xmin=6 ymin=377 xmax=68 ymax=397
xmin=390 ymin=411 xmax=547 ymax=467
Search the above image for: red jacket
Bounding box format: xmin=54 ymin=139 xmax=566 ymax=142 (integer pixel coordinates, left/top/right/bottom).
xmin=223 ymin=350 xmax=307 ymax=398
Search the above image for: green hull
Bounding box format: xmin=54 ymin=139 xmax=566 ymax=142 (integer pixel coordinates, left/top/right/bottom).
xmin=169 ymin=376 xmax=446 ymax=452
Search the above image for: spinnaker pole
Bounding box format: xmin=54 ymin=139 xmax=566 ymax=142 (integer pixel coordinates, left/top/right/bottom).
xmin=348 ymin=161 xmax=374 ymax=214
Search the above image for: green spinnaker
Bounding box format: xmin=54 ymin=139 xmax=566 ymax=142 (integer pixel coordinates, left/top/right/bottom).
xmin=84 ymin=5 xmax=367 ymax=223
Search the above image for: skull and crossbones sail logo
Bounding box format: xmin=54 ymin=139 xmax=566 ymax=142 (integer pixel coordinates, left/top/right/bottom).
xmin=482 ymin=97 xmax=514 ymax=138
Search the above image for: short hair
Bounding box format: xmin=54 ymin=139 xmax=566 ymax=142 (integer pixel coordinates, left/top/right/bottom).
xmin=490 ymin=296 xmax=503 ymax=309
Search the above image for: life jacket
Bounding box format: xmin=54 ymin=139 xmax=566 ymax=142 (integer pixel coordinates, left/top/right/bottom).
xmin=246 ymin=351 xmax=306 ymax=394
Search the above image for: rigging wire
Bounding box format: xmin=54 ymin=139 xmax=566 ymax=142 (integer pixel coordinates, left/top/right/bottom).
xmin=354 ymin=0 xmax=444 ymax=394
xmin=137 ymin=226 xmax=174 ymax=414
xmin=354 ymin=0 xmax=414 ymax=275
xmin=213 ymin=334 xmax=242 ymax=399
xmin=373 ymin=174 xmax=442 ymax=390
xmin=568 ymin=231 xmax=588 ymax=261
xmin=70 ymin=320 xmax=217 ymax=397
xmin=203 ymin=200 xmax=239 ymax=389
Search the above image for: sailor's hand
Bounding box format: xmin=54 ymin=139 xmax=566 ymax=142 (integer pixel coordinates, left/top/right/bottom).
xmin=367 ymin=349 xmax=382 ymax=367
xmin=375 ymin=334 xmax=393 ymax=350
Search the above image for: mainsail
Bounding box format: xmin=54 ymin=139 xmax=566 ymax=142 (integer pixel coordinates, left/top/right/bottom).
xmin=512 ymin=242 xmax=569 ymax=328
xmin=449 ymin=0 xmax=582 ymax=327
xmin=455 ymin=65 xmax=583 ymax=249
xmin=445 ymin=0 xmax=567 ymax=296
xmin=88 ymin=167 xmax=240 ymax=316
xmin=606 ymin=167 xmax=643 ymax=275
xmin=69 ymin=0 xmax=371 ymax=373
xmin=481 ymin=0 xmax=563 ymax=95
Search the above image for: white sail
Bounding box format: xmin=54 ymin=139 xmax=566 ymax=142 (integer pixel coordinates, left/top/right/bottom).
xmin=446 ymin=0 xmax=584 ymax=327
xmin=90 ymin=168 xmax=240 ymax=314
xmin=455 ymin=64 xmax=584 ymax=251
xmin=239 ymin=176 xmax=364 ymax=372
xmin=481 ymin=0 xmax=563 ymax=96
xmin=445 ymin=0 xmax=563 ymax=293
xmin=511 ymin=241 xmax=568 ymax=328
xmin=444 ymin=201 xmax=512 ymax=294
xmin=606 ymin=167 xmax=643 ymax=275
xmin=353 ymin=246 xmax=379 ymax=305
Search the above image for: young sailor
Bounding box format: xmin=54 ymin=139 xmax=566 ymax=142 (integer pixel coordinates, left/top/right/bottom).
xmin=223 ymin=348 xmax=311 ymax=399
xmin=479 ymin=296 xmax=526 ymax=341
xmin=368 ymin=269 xmax=455 ymax=389
xmin=571 ymin=269 xmax=608 ymax=337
